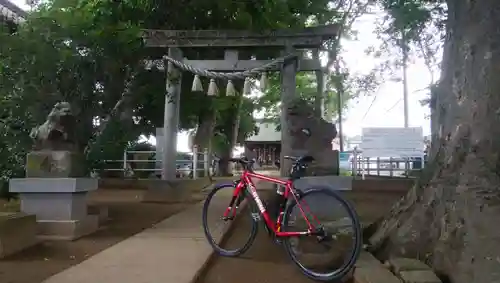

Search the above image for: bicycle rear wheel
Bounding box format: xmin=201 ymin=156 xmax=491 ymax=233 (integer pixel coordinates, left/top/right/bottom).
xmin=282 ymin=187 xmax=362 ymax=282
xmin=202 ymin=183 xmax=259 ymax=257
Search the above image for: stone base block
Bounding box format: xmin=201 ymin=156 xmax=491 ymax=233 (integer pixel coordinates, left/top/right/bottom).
xmin=9 ymin=178 xmax=98 ymax=222
xmin=10 ymin=177 xmax=98 ymax=193
xmin=0 ymin=212 xmax=39 ymax=258
xmin=37 ymin=215 xmax=99 ymax=241
xmin=294 ymin=175 xmax=352 ymax=191
xmin=88 ymin=205 xmax=109 ymax=224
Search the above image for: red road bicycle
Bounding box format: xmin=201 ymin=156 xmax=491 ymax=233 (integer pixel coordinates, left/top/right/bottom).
xmin=202 ymin=155 xmax=362 ymax=282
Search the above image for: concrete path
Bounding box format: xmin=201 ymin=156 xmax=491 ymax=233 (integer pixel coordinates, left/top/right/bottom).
xmin=41 ymin=200 xmax=227 ymax=283
xmin=41 ymin=177 xmax=278 ymax=283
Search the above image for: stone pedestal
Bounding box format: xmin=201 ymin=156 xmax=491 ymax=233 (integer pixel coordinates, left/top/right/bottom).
xmin=26 ymin=150 xmax=84 ymax=178
xmin=9 ymin=178 xmax=99 ymax=240
xmin=294 ymin=175 xmax=352 ymax=191
xmin=0 ymin=212 xmax=39 ymax=258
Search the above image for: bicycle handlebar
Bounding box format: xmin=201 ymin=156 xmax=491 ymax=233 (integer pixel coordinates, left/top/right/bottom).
xmin=227 ymin=157 xmax=255 ymax=165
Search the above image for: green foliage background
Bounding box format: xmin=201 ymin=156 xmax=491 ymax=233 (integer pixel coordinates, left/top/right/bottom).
xmin=0 ymin=0 xmax=445 ymax=194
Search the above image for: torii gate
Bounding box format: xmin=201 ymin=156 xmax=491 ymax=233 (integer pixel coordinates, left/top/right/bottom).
xmin=141 ymin=25 xmax=339 ymax=180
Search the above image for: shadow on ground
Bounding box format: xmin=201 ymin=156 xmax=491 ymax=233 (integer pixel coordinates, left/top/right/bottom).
xmin=0 ymin=188 xmax=202 ymax=283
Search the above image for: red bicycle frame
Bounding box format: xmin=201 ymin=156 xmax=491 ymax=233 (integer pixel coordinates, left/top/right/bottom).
xmin=222 ymin=170 xmax=319 ymax=238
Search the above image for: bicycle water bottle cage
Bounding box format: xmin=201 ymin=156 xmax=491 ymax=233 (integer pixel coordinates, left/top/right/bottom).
xmin=284 ymin=155 xmax=314 ymax=180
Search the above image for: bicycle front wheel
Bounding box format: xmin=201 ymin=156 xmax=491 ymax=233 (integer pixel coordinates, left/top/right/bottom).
xmin=202 ymin=183 xmax=259 ymax=257
xmin=282 ymin=187 xmax=362 ymax=282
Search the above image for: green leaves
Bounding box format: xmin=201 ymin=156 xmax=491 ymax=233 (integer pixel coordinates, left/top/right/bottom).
xmin=374 ymin=0 xmax=446 ymax=68
xmin=254 ymin=71 xmax=351 ymax=126
xmin=0 ymin=0 xmax=345 ymax=181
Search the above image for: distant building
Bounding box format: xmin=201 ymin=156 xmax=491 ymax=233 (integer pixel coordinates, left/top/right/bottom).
xmin=332 ymin=135 xmax=351 ymax=151
xmin=0 ymin=0 xmax=26 ymax=32
xmin=244 ymin=122 xmax=280 ymax=166
xmin=244 ymin=121 xmax=343 ymax=165
xmin=346 ymin=135 xmax=362 ymax=150
xmin=331 ymin=137 xmax=340 ymax=151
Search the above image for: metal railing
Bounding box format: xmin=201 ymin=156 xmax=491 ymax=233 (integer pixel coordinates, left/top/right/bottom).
xmin=96 ymin=149 xmax=211 ymax=179
xmin=95 ymin=149 xmax=425 ymax=179
xmin=350 ymin=156 xmax=425 ymax=178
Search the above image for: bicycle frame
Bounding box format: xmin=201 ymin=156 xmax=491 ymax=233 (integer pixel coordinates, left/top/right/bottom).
xmin=222 ymin=170 xmax=318 ymax=238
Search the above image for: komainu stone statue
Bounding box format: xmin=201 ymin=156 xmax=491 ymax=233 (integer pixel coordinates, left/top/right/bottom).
xmin=26 ymin=102 xmax=83 ymax=177
xmin=286 ymin=98 xmax=339 ymax=176
xmin=29 ymin=101 xmax=77 ymax=151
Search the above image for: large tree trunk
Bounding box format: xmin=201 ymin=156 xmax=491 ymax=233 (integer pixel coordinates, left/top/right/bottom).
xmin=216 ymin=105 xmax=241 ymax=176
xmin=217 ymin=148 xmax=232 ymax=176
xmin=371 ymin=2 xmax=500 ymax=283
xmin=217 ymin=90 xmax=244 ymax=176
xmin=194 ymin=107 xmax=217 ymax=179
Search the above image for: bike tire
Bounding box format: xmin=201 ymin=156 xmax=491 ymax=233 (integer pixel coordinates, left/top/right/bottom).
xmin=281 ymin=187 xmax=362 ymax=282
xmin=202 ymin=183 xmax=259 ymax=257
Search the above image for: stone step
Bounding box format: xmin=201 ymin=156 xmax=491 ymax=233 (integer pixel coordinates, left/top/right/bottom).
xmin=354 ymin=266 xmax=402 ymax=283
xmin=354 ymin=251 xmax=402 ymax=283
xmin=0 ymin=212 xmax=39 ymax=258
xmin=398 ymin=270 xmax=441 ymax=283
xmin=356 ymin=251 xmax=382 ymax=267
xmin=386 ymin=257 xmax=431 ymax=274
xmin=386 ymin=258 xmax=441 ymax=283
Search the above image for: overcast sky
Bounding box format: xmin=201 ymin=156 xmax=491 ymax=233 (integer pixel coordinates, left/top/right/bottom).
xmin=11 ymin=1 xmax=439 ymax=152
xmin=340 ymin=13 xmax=436 ymax=138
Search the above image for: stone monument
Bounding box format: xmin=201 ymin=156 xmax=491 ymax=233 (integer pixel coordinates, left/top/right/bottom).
xmin=9 ymin=102 xmax=99 ymax=240
xmin=284 ymin=99 xmax=353 ymax=260
xmin=285 ymin=98 xmax=351 ymax=191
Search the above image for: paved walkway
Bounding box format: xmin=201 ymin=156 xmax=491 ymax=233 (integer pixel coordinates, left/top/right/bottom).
xmin=41 ymin=176 xmax=278 ymax=283
xmin=41 ymin=200 xmax=226 ymax=283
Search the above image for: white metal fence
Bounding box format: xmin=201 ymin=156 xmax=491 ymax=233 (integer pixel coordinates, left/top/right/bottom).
xmin=96 ymin=148 xmax=212 ymax=179
xmin=350 ymin=156 xmax=425 ymax=178
xmin=95 ymin=150 xmax=424 ymax=179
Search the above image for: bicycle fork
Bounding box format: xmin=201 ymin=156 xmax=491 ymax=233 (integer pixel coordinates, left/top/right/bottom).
xmin=223 ymin=192 xmax=246 ymax=220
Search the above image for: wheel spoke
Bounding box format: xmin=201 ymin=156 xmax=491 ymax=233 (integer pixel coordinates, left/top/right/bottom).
xmin=202 ymin=183 xmax=259 ymax=257
xmin=281 ymin=188 xmax=362 ymax=282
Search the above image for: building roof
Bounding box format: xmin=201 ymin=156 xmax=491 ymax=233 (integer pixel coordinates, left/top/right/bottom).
xmin=0 ymin=0 xmax=27 ymax=24
xmin=246 ymin=122 xmax=281 ymax=142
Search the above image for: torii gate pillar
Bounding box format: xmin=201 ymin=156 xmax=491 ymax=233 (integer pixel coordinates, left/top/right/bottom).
xmin=161 ymin=47 xmax=182 ymax=180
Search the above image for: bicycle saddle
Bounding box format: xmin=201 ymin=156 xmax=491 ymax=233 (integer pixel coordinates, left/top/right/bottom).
xmin=284 ymin=155 xmax=314 ymax=164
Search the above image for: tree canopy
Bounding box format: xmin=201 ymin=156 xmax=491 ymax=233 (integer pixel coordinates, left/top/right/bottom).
xmin=0 ymin=0 xmax=402 ymax=183
xmin=0 ymin=0 xmax=348 ymax=189
xmin=6 ymin=0 xmax=500 ymax=281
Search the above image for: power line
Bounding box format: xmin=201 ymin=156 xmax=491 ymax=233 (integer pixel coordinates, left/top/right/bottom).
xmin=361 ymin=93 xmax=379 ymax=121
xmin=385 ymin=98 xmax=402 ymax=113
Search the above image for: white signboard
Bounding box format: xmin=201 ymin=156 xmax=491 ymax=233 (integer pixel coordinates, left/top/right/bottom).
xmin=361 ymin=127 xmax=424 ymax=158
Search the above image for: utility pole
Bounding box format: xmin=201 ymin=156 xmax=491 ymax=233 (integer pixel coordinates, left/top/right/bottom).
xmin=334 ymin=60 xmax=344 ymax=152
xmin=313 ymin=49 xmax=323 ymax=118
xmin=402 ymin=30 xmax=409 ymax=128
